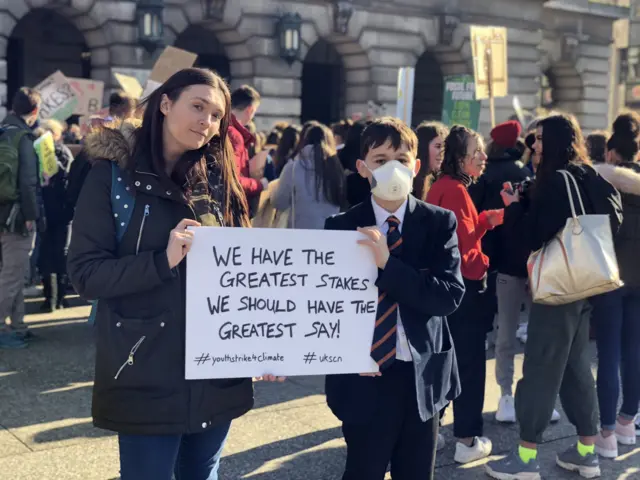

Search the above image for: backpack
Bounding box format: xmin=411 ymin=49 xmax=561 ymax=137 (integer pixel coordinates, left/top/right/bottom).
xmin=0 ymin=126 xmax=29 ymax=204
xmin=87 ymin=162 xmax=136 ymax=324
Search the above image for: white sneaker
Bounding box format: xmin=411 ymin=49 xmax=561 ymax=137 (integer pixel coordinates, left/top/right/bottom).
xmin=454 ymin=436 xmax=492 ymax=464
xmin=516 ymin=323 xmax=528 ymax=343
xmin=496 ymin=395 xmax=517 ymax=423
xmin=551 ymin=409 xmax=561 ymax=423
xmin=437 ymin=432 xmax=446 ymax=451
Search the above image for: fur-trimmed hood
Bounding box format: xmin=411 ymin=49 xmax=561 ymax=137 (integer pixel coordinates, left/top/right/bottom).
xmin=593 ymin=163 xmax=640 ymax=196
xmin=83 ymin=119 xmax=141 ymax=169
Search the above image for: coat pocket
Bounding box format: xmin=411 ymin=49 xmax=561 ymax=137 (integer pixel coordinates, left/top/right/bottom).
xmin=99 ymin=310 xmax=183 ymax=389
xmin=425 ymin=320 xmax=458 ymax=404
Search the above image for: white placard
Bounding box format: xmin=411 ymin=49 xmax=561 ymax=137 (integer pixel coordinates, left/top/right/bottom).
xmin=396 ymin=67 xmax=415 ymax=125
xmin=185 ymin=227 xmax=379 ymax=379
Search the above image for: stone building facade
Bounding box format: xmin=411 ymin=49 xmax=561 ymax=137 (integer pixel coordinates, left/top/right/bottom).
xmin=0 ymin=0 xmax=630 ymax=134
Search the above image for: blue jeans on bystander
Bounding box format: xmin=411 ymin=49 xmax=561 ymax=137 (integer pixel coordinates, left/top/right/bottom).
xmin=591 ymin=287 xmax=640 ymax=430
xmin=118 ymin=421 xmax=231 ymax=480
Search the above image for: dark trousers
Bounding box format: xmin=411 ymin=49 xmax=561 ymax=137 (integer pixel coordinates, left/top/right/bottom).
xmin=515 ymin=300 xmax=599 ymax=443
xmin=446 ymin=278 xmax=488 ymax=439
xmin=118 ymin=422 xmax=231 ymax=480
xmin=341 ymin=362 xmax=438 ymax=480
xmin=591 ymin=287 xmax=640 ymax=429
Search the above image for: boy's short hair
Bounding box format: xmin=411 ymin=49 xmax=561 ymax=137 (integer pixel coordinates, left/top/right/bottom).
xmin=11 ymin=87 xmax=41 ymax=117
xmin=231 ymin=85 xmax=261 ymax=111
xmin=360 ymin=117 xmax=418 ymax=159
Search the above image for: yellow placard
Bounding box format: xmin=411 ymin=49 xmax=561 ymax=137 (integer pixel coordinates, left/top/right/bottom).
xmin=470 ymin=26 xmax=509 ymax=100
xmin=33 ymin=131 xmax=58 ymax=185
xmin=114 ymin=73 xmax=143 ymax=99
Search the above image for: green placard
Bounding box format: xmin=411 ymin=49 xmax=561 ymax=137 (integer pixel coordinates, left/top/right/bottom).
xmin=441 ymin=75 xmax=481 ymax=131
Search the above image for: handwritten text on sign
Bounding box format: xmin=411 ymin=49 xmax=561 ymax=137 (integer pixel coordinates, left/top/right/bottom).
xmin=185 ymin=228 xmax=379 ymax=379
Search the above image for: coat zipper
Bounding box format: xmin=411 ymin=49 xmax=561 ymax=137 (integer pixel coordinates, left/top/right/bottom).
xmin=114 ymin=335 xmax=146 ymax=380
xmin=136 ymin=205 xmax=150 ymax=255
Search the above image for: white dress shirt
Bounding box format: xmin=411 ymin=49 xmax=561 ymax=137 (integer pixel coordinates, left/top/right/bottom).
xmin=370 ymin=197 xmax=413 ymax=362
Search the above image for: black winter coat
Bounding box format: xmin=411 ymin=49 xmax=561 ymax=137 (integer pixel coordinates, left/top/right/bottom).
xmin=504 ymin=163 xmax=623 ymax=258
xmin=469 ymin=151 xmax=532 ymax=277
xmin=67 ymin=124 xmax=253 ymax=435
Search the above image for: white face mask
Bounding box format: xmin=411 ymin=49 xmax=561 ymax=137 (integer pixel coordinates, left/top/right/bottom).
xmin=367 ymin=160 xmax=415 ymax=201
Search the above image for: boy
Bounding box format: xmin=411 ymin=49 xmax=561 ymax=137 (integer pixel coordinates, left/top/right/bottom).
xmin=324 ymin=117 xmax=465 ymax=479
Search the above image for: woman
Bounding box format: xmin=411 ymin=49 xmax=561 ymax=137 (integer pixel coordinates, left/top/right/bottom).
xmin=273 ymin=124 xmax=301 ymax=177
xmin=68 ymin=68 xmax=281 ymax=480
xmin=271 ymin=123 xmax=345 ymax=229
xmin=427 ymin=125 xmax=502 ymax=464
xmin=413 ymin=121 xmax=448 ymax=200
xmin=590 ymin=112 xmax=640 ymax=458
xmin=38 ymin=119 xmax=75 ymax=312
xmin=486 ymin=114 xmax=622 ymax=480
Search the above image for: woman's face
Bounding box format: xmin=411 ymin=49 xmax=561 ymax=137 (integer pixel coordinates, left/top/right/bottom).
xmin=461 ymin=137 xmax=487 ymax=179
xmin=428 ymin=135 xmax=444 ymax=173
xmin=533 ymin=126 xmax=543 ymax=156
xmin=161 ymin=84 xmax=225 ymax=152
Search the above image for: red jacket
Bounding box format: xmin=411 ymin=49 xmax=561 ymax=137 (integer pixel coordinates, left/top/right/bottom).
xmin=228 ymin=115 xmax=262 ymax=198
xmin=426 ymin=175 xmax=493 ymax=280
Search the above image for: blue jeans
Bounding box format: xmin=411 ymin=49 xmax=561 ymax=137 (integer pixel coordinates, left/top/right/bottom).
xmin=591 ymin=287 xmax=640 ymax=430
xmin=118 ymin=422 xmax=231 ymax=480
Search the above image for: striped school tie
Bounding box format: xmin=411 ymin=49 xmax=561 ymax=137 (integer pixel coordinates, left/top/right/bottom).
xmin=370 ymin=215 xmax=403 ymax=370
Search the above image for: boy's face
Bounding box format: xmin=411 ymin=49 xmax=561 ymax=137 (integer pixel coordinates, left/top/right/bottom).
xmin=356 ymin=140 xmax=421 ymax=185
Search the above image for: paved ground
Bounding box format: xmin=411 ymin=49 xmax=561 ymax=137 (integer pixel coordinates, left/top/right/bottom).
xmin=1 ymin=292 xmax=639 ymax=479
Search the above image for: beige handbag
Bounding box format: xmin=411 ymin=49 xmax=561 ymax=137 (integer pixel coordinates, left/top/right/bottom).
xmin=527 ymin=170 xmax=623 ymax=305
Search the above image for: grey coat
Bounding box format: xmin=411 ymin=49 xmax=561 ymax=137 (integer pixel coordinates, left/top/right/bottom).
xmin=271 ymin=145 xmax=340 ymax=229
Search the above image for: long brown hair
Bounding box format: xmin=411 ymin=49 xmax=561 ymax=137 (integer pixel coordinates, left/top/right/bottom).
xmin=535 ymin=113 xmax=590 ymax=194
xmin=273 ymin=125 xmax=300 ymax=176
xmin=414 ymin=121 xmax=449 ymax=200
xmin=299 ymin=124 xmax=345 ymax=207
xmin=441 ymin=125 xmax=482 ymax=183
xmin=132 ymin=68 xmax=249 ymax=227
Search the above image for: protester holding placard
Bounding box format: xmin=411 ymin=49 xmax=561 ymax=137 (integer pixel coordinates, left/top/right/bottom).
xmin=324 ymin=117 xmax=465 ymax=480
xmin=67 ymin=68 xmax=273 ymax=480
xmin=0 ymin=87 xmax=42 ymax=349
xmin=427 ymin=125 xmax=503 ymax=464
xmin=36 ymin=119 xmax=74 ymax=312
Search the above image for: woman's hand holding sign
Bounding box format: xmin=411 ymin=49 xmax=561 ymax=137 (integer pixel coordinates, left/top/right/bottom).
xmin=357 ymin=227 xmax=390 ymax=269
xmin=167 ymin=219 xmax=201 ymax=269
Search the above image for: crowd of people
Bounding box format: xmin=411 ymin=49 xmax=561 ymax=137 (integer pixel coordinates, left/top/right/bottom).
xmin=0 ymin=67 xmax=639 ymax=480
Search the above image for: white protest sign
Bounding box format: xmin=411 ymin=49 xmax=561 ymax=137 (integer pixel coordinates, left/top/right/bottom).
xmin=68 ymin=78 xmax=104 ymax=116
xmin=396 ymin=67 xmax=415 ymax=125
xmin=34 ymin=71 xmax=78 ymax=121
xmin=186 ymin=227 xmax=379 ymax=379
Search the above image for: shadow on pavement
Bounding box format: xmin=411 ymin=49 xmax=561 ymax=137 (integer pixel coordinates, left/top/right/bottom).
xmin=0 ymin=295 xmax=326 ymax=448
xmin=222 ymin=427 xmax=345 ymax=480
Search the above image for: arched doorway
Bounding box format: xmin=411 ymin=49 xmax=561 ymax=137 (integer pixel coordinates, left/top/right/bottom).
xmin=412 ymin=52 xmax=444 ymax=127
xmin=7 ymin=8 xmax=91 ymax=103
xmin=544 ymin=63 xmax=582 ymax=114
xmin=301 ymin=40 xmax=345 ymax=125
xmin=175 ymin=25 xmax=231 ymax=83
xmin=539 ymin=71 xmax=556 ymax=109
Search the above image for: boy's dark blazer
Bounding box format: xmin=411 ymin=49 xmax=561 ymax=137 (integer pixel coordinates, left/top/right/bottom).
xmin=324 ymin=195 xmax=465 ymax=424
